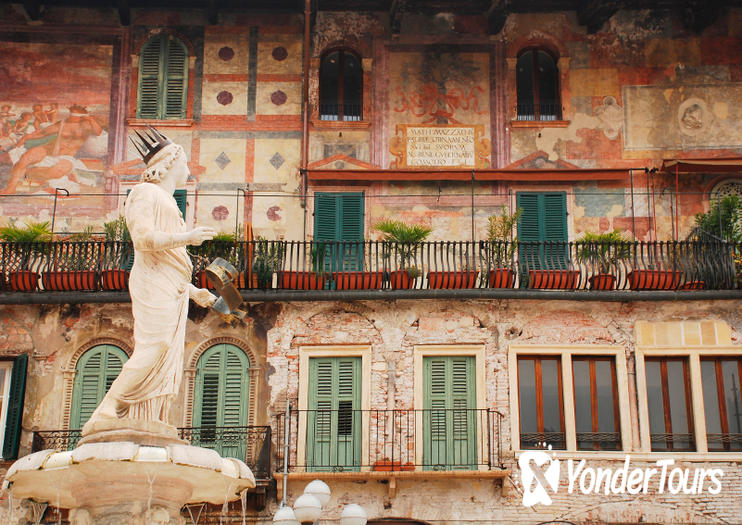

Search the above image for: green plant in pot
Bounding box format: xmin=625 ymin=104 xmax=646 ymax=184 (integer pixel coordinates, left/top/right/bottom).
xmin=44 ymin=226 xmax=99 ymax=291
xmin=251 ymin=235 xmax=282 ymax=289
xmin=575 ymin=229 xmax=630 ymax=290
xmin=189 ymin=231 xmax=240 ymax=289
xmin=482 ymin=206 xmax=522 ymax=288
xmin=0 ymin=220 xmax=52 ymax=291
xmin=373 ymin=218 xmax=432 ymax=289
xmin=101 ymin=216 xmax=132 ymax=290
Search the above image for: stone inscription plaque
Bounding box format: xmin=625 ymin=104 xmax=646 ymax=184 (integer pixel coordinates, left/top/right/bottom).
xmin=390 ymin=124 xmax=490 ymax=168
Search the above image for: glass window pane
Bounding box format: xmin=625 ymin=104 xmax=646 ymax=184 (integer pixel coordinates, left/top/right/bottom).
xmin=320 ymin=51 xmax=340 ymax=119
xmin=666 ymin=360 xmax=690 ymax=435
xmin=516 ymin=50 xmax=535 ymax=116
xmin=595 ymin=360 xmax=616 ymax=433
xmin=645 ymin=360 xmax=666 ymax=435
xmin=572 ymin=360 xmax=591 ymax=434
xmin=343 ymin=52 xmax=362 ymax=117
xmin=702 ymin=360 xmax=722 ymax=435
xmin=536 ymin=50 xmax=558 ymax=112
xmin=541 ymin=358 xmax=561 ymax=433
xmin=518 ymin=358 xmax=537 ymax=433
xmin=722 ymin=359 xmax=742 ymax=434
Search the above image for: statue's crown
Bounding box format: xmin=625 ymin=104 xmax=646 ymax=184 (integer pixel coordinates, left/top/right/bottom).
xmin=130 ymin=127 xmax=173 ymax=164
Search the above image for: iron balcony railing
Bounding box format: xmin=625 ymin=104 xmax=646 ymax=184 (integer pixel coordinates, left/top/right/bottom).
xmin=276 ymin=408 xmax=504 ymax=472
xmin=0 ymin=239 xmax=739 ymax=292
xmin=32 ymin=426 xmax=272 ymax=479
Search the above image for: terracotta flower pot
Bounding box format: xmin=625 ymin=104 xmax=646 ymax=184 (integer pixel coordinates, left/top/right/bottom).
xmin=198 ymin=270 xmax=247 ymax=289
xmin=679 ymin=280 xmax=706 ymax=290
xmin=42 ymin=271 xmax=97 ymax=291
xmin=8 ymin=271 xmax=39 ymax=292
xmin=333 ymin=271 xmax=383 ymax=290
xmin=488 ymin=268 xmax=515 ymax=288
xmin=280 ymin=271 xmax=325 ymax=290
xmin=100 ymin=269 xmax=130 ymax=291
xmin=627 ymin=270 xmax=681 ymax=290
xmin=372 ymin=460 xmax=415 ymax=472
xmin=528 ymin=269 xmax=579 ymax=289
xmin=427 ymin=270 xmax=479 ymax=289
xmin=389 ymin=270 xmax=415 ymax=290
xmin=588 ymin=273 xmax=616 ymax=290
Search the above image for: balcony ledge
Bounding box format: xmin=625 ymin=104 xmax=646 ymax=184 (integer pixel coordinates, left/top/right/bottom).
xmin=274 ymin=469 xmax=511 ymax=499
xmin=2 ymin=289 xmax=742 ymax=305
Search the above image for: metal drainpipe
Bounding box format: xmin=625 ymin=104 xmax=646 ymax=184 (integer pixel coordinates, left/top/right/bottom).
xmin=301 ymin=0 xmax=311 ymax=241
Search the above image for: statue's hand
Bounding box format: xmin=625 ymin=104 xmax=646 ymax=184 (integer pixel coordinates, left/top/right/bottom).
xmin=187 ymin=226 xmax=217 ymax=246
xmin=188 ymin=283 xmax=217 ymax=307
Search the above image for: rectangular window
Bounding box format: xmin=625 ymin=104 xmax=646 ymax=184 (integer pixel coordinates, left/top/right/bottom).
xmin=572 ymin=357 xmax=621 ymax=451
xmin=0 ymin=362 xmax=12 ymax=448
xmin=645 ymin=357 xmax=695 ymax=451
xmin=423 ymin=356 xmax=476 ymax=470
xmin=306 ymin=357 xmax=361 ymax=471
xmin=701 ymin=357 xmax=742 ymax=451
xmin=518 ymin=356 xmax=565 ymax=449
xmin=516 ymin=192 xmax=569 ymax=275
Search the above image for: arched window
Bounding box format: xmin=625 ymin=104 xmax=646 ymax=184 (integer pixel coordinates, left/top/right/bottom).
xmin=516 ymin=49 xmax=560 ymax=121
xmin=137 ymin=34 xmax=188 ymax=119
xmin=70 ymin=344 xmax=128 ymax=431
xmin=193 ymin=343 xmax=250 ymax=459
xmin=319 ymin=49 xmax=363 ymax=122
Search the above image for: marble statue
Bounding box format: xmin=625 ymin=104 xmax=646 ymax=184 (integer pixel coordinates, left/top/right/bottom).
xmin=82 ymin=129 xmax=217 ymax=434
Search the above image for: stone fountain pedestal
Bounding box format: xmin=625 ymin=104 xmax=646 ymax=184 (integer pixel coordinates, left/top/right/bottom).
xmin=3 ymin=419 xmax=255 ymax=524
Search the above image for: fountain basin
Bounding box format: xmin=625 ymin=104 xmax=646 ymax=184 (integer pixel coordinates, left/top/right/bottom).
xmin=3 ymin=442 xmax=255 ymax=523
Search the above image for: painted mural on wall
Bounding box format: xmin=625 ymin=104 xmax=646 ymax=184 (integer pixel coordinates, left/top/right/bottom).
xmin=0 ymin=42 xmax=112 ymax=201
xmin=624 ymin=85 xmax=742 ymax=150
xmin=389 ymin=50 xmax=491 ymax=167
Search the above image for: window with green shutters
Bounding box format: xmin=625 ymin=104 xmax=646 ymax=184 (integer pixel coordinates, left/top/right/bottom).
xmin=137 ymin=34 xmax=189 ymax=119
xmin=423 ymin=356 xmax=476 ymax=470
xmin=70 ymin=345 xmax=128 ymax=439
xmin=1 ymin=355 xmax=27 ymax=460
xmin=193 ymin=344 xmax=250 ymax=460
xmin=314 ymin=192 xmax=364 ymax=273
xmin=516 ymin=191 xmax=569 ymax=272
xmin=306 ymin=357 xmax=361 ymax=471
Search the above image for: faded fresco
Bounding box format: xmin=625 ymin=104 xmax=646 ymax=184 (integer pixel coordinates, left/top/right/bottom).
xmin=0 ymin=42 xmax=112 ymax=201
xmin=624 ymin=85 xmax=742 ymax=150
xmin=389 ymin=50 xmax=491 ymax=166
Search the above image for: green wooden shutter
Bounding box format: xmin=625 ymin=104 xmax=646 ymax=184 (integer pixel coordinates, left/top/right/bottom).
xmin=2 ymin=354 xmax=28 ymax=460
xmin=193 ymin=344 xmax=250 ymax=460
xmin=165 ymin=38 xmax=188 ymax=119
xmin=314 ymin=192 xmax=364 ymax=273
xmin=137 ymin=36 xmax=164 ymax=119
xmin=307 ymin=357 xmax=361 ymax=471
xmin=173 ymin=189 xmax=187 ymax=219
xmin=423 ymin=356 xmax=476 ymax=470
xmin=70 ymin=345 xmax=128 ymax=435
xmin=517 ymin=192 xmax=568 ymax=273
xmin=137 ymin=35 xmax=188 ymax=119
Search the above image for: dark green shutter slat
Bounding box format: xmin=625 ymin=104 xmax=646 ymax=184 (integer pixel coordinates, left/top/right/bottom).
xmin=307 ymin=357 xmax=360 ymax=471
xmin=314 ymin=194 xmax=338 ymax=242
xmin=138 ymin=35 xmax=188 ymax=119
xmin=174 ymin=189 xmax=187 ymax=219
xmin=193 ymin=344 xmax=249 ymax=459
xmin=517 ymin=192 xmax=568 ymax=273
xmin=3 ymin=354 xmax=28 ymax=460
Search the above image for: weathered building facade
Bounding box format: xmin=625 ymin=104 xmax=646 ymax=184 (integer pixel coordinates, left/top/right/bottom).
xmin=0 ymin=1 xmax=741 ymax=523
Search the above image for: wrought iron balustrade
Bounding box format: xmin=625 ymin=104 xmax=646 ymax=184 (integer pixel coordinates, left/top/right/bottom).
xmin=1 ymin=239 xmax=739 ymax=293
xmin=32 ymin=426 xmax=272 ymax=479
xmin=276 ymin=408 xmax=504 ymax=472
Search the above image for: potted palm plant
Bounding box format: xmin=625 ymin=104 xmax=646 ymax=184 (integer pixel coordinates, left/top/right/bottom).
xmin=250 ymin=236 xmax=282 ymax=289
xmin=374 ymin=219 xmax=431 ymax=289
xmin=482 ymin=206 xmax=521 ymax=288
xmin=100 ymin=216 xmax=132 ymax=290
xmin=575 ymin=229 xmax=630 ymax=290
xmin=42 ymin=226 xmax=99 ymax=291
xmin=0 ymin=220 xmax=52 ymax=291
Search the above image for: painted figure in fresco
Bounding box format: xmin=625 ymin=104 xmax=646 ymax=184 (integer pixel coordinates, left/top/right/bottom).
xmin=0 ymin=104 xmax=102 ymax=194
xmin=82 ymin=128 xmax=216 ymax=434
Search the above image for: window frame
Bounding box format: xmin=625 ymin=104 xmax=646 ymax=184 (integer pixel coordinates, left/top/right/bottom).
xmin=297 ymin=345 xmax=371 ymax=472
xmin=517 ymin=355 xmax=566 ymax=450
xmin=571 ymin=356 xmax=622 ymax=451
xmin=413 ymin=344 xmax=487 ymax=471
xmin=700 ymin=356 xmax=742 ymax=452
xmin=0 ymin=361 xmax=13 ymax=449
xmin=136 ymin=33 xmax=189 ymax=120
xmin=509 ymin=345 xmax=632 ymax=456
xmin=636 ymin=344 xmax=742 ymax=459
xmin=515 ymin=47 xmax=561 ymax=122
xmin=319 ymin=48 xmax=364 ymax=122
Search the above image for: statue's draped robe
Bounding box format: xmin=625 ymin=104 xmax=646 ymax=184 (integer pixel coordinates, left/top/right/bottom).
xmin=87 ymin=182 xmax=192 ymax=425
